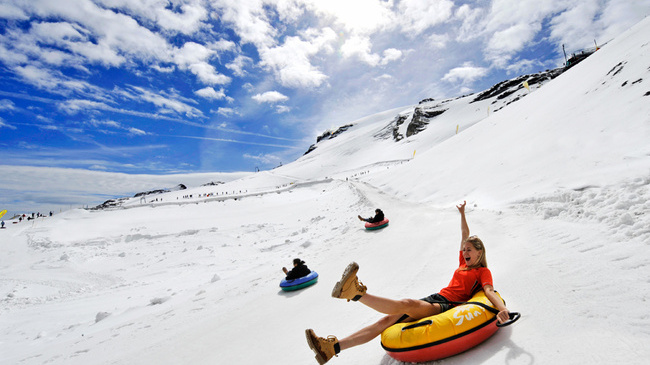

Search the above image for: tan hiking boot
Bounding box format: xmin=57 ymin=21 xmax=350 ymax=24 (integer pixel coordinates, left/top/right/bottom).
xmin=331 ymin=262 xmax=366 ymax=301
xmin=305 ymin=329 xmax=339 ymax=364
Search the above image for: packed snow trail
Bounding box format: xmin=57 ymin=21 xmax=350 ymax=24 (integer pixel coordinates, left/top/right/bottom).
xmin=302 ymin=179 xmax=650 ymax=365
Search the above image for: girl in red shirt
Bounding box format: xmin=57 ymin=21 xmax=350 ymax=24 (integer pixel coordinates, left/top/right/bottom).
xmin=306 ymin=201 xmax=510 ymax=365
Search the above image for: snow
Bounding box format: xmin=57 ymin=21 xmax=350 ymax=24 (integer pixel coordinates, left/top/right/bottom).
xmin=2 ymin=17 xmax=650 ymax=365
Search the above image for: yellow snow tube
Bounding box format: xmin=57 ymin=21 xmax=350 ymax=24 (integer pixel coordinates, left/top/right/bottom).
xmin=381 ymin=291 xmax=504 ymax=362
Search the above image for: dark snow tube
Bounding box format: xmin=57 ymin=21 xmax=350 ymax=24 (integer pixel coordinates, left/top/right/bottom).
xmin=280 ymin=271 xmax=319 ymax=291
xmin=365 ymin=218 xmax=389 ymax=230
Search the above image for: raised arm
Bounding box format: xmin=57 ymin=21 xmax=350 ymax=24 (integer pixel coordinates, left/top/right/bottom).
xmin=456 ymin=200 xmax=470 ymax=250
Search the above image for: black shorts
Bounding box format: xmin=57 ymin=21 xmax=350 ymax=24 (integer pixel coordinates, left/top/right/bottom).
xmin=420 ymin=293 xmax=453 ymax=313
xmin=394 ymin=293 xmax=454 ymax=325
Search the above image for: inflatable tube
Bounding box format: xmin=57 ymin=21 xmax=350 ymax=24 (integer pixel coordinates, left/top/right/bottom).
xmin=381 ymin=291 xmax=504 ymax=362
xmin=365 ymin=218 xmax=389 ymax=230
xmin=280 ymin=271 xmax=319 ymax=291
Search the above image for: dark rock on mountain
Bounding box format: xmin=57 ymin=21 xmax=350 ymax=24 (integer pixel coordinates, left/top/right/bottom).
xmin=133 ymin=184 xmax=186 ymax=198
xmin=471 ymin=68 xmax=564 ymax=103
xmin=202 ymin=181 xmax=225 ymax=186
xmin=88 ymin=197 xmax=129 ymax=210
xmin=304 ymin=124 xmax=354 ymax=155
xmin=407 ymin=107 xmax=447 ymax=137
xmin=374 ymin=114 xmax=409 ymax=141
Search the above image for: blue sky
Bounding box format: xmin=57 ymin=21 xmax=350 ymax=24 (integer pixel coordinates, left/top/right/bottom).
xmin=1 ymin=0 xmax=650 ymax=175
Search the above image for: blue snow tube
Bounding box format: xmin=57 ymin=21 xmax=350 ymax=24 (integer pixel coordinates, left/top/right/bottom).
xmin=280 ymin=271 xmax=319 ymax=291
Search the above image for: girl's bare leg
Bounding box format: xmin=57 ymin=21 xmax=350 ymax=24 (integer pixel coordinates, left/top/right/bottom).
xmin=358 ymin=293 xmax=442 ymax=319
xmin=338 ymin=313 xmax=403 ymax=350
xmin=338 ymin=297 xmax=442 ymax=351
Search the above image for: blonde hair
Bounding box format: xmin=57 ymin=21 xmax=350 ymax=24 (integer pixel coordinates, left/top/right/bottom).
xmin=462 ymin=235 xmax=488 ymax=270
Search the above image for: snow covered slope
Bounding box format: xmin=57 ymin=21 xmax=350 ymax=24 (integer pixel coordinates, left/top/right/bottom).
xmin=1 ymin=16 xmax=649 ymax=365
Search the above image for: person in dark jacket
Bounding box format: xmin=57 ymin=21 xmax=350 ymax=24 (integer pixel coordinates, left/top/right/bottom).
xmin=283 ymin=258 xmax=311 ymax=280
xmin=358 ymin=209 xmax=384 ymax=223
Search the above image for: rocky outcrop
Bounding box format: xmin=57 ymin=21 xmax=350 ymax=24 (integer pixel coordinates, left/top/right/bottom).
xmin=304 ymin=124 xmax=354 ymax=155
xmin=202 ymin=181 xmax=225 ymax=186
xmin=373 ymin=114 xmax=409 ymax=141
xmin=307 ymin=67 xmax=564 ymax=153
xmin=133 ymin=184 xmax=186 ymax=198
xmin=406 ymin=107 xmax=447 ymax=137
xmin=88 ymin=197 xmax=129 ymax=210
xmin=471 ymin=68 xmax=564 ymax=103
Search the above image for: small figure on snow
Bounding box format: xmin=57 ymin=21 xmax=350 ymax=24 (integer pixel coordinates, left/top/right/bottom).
xmin=283 ymin=258 xmax=312 ymax=280
xmin=358 ymin=209 xmax=384 ymax=223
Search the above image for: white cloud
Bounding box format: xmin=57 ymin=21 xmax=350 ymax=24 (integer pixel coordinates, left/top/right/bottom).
xmin=428 ymin=33 xmax=449 ymax=49
xmin=211 ymin=0 xmax=277 ymax=48
xmin=85 ymin=118 xmax=149 ymax=136
xmin=0 ymin=35 xmax=30 ymax=65
xmin=216 ymin=107 xmax=240 ymax=117
xmin=598 ymin=0 xmax=650 ymax=39
xmin=0 ymin=1 xmax=230 ymax=89
xmin=195 ymin=87 xmax=227 ymax=100
xmin=88 ymin=119 xmax=120 ymax=129
xmin=548 ymin=1 xmax=602 ymax=50
xmin=442 ymin=62 xmax=488 ymax=84
xmin=128 ymin=86 xmax=203 ymax=117
xmin=88 ymin=164 xmax=108 ymax=171
xmin=189 ymin=63 xmax=231 ymax=85
xmin=173 ymin=42 xmax=214 ymax=66
xmin=128 ymin=127 xmax=147 ymax=136
xmin=13 ymin=65 xmax=59 ymax=89
xmin=23 ymin=0 xmax=172 ymax=62
xmin=95 ymin=0 xmax=209 ymax=35
xmin=340 ymin=37 xmax=403 ymax=67
xmin=0 ymin=99 xmax=16 ymax=111
xmin=486 ymin=23 xmax=541 ymax=67
xmin=374 ymin=74 xmax=393 ymax=82
xmin=226 ymin=54 xmax=253 ymax=77
xmin=0 ymin=2 xmax=28 ymax=19
xmin=68 ymin=86 xmax=204 ymax=119
xmin=11 ymin=65 xmax=104 ymax=97
xmin=259 ymin=27 xmax=335 ymax=88
xmin=58 ymin=99 xmax=111 ymax=114
xmin=151 ymin=64 xmax=175 ymax=73
xmin=398 ymin=0 xmax=454 ymax=34
xmin=252 ymin=91 xmax=289 ymax=103
xmin=243 ymin=152 xmax=282 ymax=165
xmin=340 ymin=35 xmax=381 ymax=66
xmin=275 ymin=105 xmax=291 ymax=113
xmin=174 ymin=42 xmax=231 ymax=85
xmin=380 ymin=48 xmax=403 ymax=65
xmin=506 ymin=58 xmax=543 ymax=74
xmin=210 ymin=39 xmax=237 ymax=52
xmin=455 ymin=3 xmax=485 ymax=42
xmin=459 ymin=86 xmax=473 ymax=95
xmin=478 ymin=0 xmax=601 ymax=68
xmin=0 ymin=117 xmax=17 ymax=129
xmin=300 ymin=0 xmax=394 ymax=35
xmin=29 ymin=21 xmax=125 ymax=67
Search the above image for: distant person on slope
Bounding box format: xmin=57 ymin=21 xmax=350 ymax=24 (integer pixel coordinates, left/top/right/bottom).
xmin=283 ymin=258 xmax=312 ymax=280
xmin=357 ymin=209 xmax=384 ymax=223
xmin=305 ymin=201 xmax=510 ymax=365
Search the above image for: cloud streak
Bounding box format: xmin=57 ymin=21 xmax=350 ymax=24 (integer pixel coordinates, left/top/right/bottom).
xmin=164 ymin=134 xmax=303 ymax=149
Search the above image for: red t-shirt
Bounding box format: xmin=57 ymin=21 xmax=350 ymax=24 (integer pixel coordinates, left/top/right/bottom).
xmin=438 ymin=251 xmax=493 ymax=302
